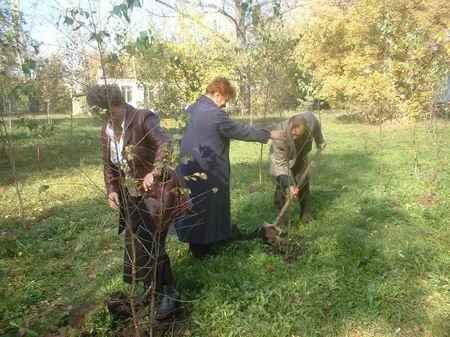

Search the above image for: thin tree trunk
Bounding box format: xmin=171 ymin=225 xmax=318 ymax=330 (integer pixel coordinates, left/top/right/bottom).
xmin=259 ymin=144 xmax=263 ymax=184
xmin=0 ymin=113 xmax=25 ymax=217
xmin=46 ymin=100 xmax=51 ymax=124
xmin=86 ymin=0 xmax=142 ymax=334
xmin=431 ymin=104 xmax=436 ymax=143
xmin=247 ymin=81 xmax=252 ymax=125
xmin=8 ymin=100 xmax=12 ymax=132
xmin=128 ymin=226 xmax=141 ymax=335
xmin=37 ymin=142 xmax=41 ymax=171
xmin=378 ymin=108 xmax=384 ymax=197
xmin=70 ymin=94 xmax=74 ymax=143
xmin=412 ymin=121 xmax=419 ymax=176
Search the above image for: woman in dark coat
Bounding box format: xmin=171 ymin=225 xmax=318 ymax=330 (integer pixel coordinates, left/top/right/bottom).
xmin=175 ymin=78 xmax=284 ymax=257
xmin=87 ymin=84 xmax=186 ymax=319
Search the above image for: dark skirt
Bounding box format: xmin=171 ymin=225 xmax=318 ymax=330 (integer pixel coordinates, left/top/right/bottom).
xmin=175 ymin=160 xmax=231 ymax=244
xmin=122 ymin=196 xmax=173 ymax=287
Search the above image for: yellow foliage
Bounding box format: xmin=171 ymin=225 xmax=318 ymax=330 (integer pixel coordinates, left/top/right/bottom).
xmin=294 ymin=0 xmax=450 ymax=121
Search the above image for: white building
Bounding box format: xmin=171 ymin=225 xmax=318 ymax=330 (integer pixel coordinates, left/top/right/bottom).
xmin=96 ymin=64 xmax=145 ymax=108
xmin=71 ymin=59 xmax=146 ymax=115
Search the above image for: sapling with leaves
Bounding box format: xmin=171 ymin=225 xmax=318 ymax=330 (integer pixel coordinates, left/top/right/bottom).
xmin=85 ymin=78 xmax=196 ymax=335
xmin=0 ymin=2 xmax=40 ymax=217
xmin=62 ymin=3 xmax=148 ymax=335
xmin=19 ymin=118 xmax=55 ymax=170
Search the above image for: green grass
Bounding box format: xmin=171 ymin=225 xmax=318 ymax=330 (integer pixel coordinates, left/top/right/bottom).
xmin=0 ymin=113 xmax=449 ymax=337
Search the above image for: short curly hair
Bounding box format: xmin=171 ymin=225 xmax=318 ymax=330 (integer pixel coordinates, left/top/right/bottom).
xmin=86 ymin=84 xmax=124 ymax=109
xmin=206 ymin=77 xmax=236 ymax=100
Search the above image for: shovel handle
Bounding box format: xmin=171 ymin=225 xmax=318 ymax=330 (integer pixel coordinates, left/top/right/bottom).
xmin=273 ymin=149 xmax=322 ymax=227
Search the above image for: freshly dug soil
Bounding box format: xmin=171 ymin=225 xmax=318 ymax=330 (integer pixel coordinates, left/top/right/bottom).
xmin=258 ymin=223 xmax=306 ymax=262
xmin=106 ymin=291 xmax=187 ymax=337
xmin=39 ymin=292 xmax=187 ymax=337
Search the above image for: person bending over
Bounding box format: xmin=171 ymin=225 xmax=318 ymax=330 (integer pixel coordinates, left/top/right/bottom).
xmin=269 ymin=113 xmax=326 ymax=223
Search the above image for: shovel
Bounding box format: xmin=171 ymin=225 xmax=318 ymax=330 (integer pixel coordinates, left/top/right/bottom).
xmin=260 ymin=149 xmax=323 ymax=238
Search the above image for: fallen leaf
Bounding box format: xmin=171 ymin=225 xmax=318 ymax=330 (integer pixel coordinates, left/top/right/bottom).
xmin=69 ymin=282 xmax=80 ymax=289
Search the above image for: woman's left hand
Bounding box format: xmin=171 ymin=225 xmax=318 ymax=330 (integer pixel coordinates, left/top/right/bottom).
xmin=143 ymin=172 xmax=155 ymax=191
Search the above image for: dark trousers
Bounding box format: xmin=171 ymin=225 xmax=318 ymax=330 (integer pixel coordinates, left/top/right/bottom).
xmin=122 ymin=197 xmax=173 ymax=287
xmin=274 ymin=156 xmax=310 ymax=217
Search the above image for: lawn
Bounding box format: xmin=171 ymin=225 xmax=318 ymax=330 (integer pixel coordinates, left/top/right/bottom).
xmin=0 ymin=112 xmax=448 ymax=337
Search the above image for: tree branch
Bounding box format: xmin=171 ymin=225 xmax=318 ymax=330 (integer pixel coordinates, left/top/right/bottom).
xmin=152 ymin=0 xmax=232 ymax=44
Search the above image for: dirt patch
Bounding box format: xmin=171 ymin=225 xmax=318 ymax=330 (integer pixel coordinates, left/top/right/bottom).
xmin=40 ymin=292 xmax=187 ymax=337
xmin=39 ymin=327 xmax=69 ymax=337
xmin=258 ymin=223 xmax=306 ymax=262
xmin=67 ymin=301 xmax=97 ymax=328
xmin=416 ymin=194 xmax=439 ymax=207
xmin=107 ymin=291 xmax=188 ymax=337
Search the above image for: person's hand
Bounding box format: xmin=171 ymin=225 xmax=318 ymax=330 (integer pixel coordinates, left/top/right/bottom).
xmin=142 ymin=172 xmax=156 ymax=191
xmin=108 ymin=192 xmax=120 ymax=211
xmin=289 ymin=186 xmax=300 ymax=197
xmin=270 ymin=130 xmax=285 ymax=141
xmin=319 ymin=143 xmax=327 ymax=151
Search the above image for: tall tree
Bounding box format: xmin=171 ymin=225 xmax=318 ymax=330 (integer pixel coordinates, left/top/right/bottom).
xmin=295 ymin=0 xmax=450 ymax=122
xmin=153 ymin=0 xmax=300 ymax=115
xmin=33 ymin=55 xmax=70 ymax=120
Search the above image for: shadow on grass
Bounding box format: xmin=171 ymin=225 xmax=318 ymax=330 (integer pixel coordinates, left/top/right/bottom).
xmin=174 ymin=150 xmax=432 ymax=336
xmin=1 ymin=117 xmax=442 ymax=335
xmin=229 ymin=151 xmax=376 ymax=229
xmin=0 ymin=194 xmax=122 ymax=332
xmin=0 ymin=118 xmax=103 ymax=186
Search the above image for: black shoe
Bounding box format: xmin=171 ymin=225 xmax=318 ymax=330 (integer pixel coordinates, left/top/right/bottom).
xmin=155 ymin=286 xmax=180 ymax=320
xmin=189 ymin=243 xmax=214 ymax=259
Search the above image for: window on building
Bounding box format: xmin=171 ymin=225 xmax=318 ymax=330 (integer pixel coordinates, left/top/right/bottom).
xmin=121 ymin=86 xmax=133 ymax=103
xmin=143 ymin=85 xmax=155 ymax=102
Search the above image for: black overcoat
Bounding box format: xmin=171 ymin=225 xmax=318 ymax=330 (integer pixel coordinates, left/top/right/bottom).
xmin=175 ymin=95 xmax=270 ymax=244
